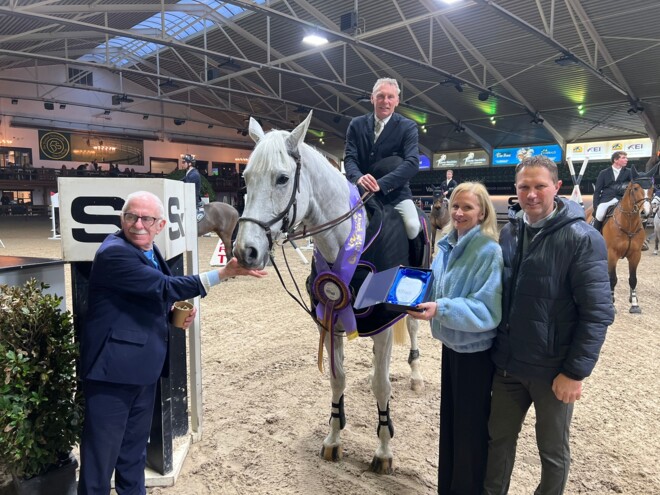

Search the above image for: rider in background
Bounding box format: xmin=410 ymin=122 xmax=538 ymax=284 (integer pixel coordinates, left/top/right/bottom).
xmin=181 ymin=154 xmax=204 ymax=220
xmin=592 ymin=151 xmax=631 ymax=233
xmin=440 ymin=169 xmax=458 ymax=198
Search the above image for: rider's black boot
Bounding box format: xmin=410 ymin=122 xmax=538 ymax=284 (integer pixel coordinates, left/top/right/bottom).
xmin=592 ymin=219 xmax=603 ymax=233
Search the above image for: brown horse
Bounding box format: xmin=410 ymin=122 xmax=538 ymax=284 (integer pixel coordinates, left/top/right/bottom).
xmin=429 ymin=188 xmax=450 ymax=253
xmin=586 ymin=167 xmax=656 ymax=313
xmin=197 ymin=202 xmax=239 ymax=258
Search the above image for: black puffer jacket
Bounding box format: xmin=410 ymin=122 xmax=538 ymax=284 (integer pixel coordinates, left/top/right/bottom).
xmin=492 ymin=198 xmax=614 ymax=383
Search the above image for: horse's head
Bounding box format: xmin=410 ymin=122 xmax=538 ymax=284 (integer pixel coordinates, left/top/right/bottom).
xmin=631 ymin=164 xmax=659 ymax=218
xmin=234 ymin=112 xmax=314 ymax=269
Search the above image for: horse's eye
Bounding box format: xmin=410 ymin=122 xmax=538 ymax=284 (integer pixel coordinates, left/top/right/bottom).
xmin=276 ymin=175 xmax=289 ymax=186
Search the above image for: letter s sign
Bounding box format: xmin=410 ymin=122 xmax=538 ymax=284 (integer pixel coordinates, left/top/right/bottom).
xmin=71 ymin=196 xmax=124 ymax=243
xmin=168 ymin=196 xmax=185 ymax=240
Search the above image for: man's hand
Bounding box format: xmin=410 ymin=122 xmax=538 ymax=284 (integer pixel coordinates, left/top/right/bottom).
xmin=552 ymin=373 xmax=582 ymax=403
xmin=181 ymin=305 xmax=197 ymax=330
xmin=218 ymin=257 xmax=268 ymax=280
xmin=357 ymin=174 xmax=380 ymax=193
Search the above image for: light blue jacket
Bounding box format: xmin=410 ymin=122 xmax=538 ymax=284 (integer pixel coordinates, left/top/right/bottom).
xmin=430 ymin=225 xmax=503 ymax=353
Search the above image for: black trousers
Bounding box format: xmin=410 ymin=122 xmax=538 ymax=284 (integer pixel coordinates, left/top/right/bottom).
xmin=438 ymin=345 xmax=494 ymax=495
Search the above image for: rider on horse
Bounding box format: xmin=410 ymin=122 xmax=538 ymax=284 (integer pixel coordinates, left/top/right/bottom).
xmin=181 ymin=153 xmax=204 ymax=221
xmin=592 ymin=151 xmax=631 ymax=233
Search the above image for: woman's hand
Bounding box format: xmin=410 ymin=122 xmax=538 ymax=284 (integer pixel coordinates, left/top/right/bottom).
xmin=407 ymin=301 xmax=437 ymax=321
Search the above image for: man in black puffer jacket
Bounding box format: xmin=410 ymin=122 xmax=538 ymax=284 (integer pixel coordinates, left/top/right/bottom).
xmin=484 ymin=155 xmax=614 ymax=495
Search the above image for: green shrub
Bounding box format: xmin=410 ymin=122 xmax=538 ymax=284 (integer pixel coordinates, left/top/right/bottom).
xmin=0 ymin=279 xmax=82 ymax=479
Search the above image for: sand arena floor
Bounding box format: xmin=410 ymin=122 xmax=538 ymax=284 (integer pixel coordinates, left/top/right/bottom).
xmin=0 ymin=216 xmax=658 ymax=494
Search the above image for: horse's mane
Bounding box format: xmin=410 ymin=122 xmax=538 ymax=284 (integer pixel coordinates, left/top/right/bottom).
xmin=247 ymin=129 xmax=343 ymax=180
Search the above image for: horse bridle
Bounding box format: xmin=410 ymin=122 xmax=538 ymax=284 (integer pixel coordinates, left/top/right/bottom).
xmin=238 ymin=149 xmax=373 ymax=250
xmin=238 ymin=149 xmax=303 ymax=251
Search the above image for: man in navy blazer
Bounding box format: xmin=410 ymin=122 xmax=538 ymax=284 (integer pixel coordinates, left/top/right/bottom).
xmin=344 ymin=77 xmax=420 ymax=239
xmin=592 ymin=151 xmax=631 ymax=232
xmin=78 ymin=191 xmax=266 ymax=495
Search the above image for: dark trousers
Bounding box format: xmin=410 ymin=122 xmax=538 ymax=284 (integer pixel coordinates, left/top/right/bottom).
xmin=483 ymin=371 xmax=574 ymax=495
xmin=438 ymin=345 xmax=493 ymax=495
xmin=78 ymin=380 xmax=157 ymax=495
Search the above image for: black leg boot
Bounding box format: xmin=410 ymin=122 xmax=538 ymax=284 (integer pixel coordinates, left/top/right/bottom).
xmin=592 ymin=219 xmax=603 ymax=233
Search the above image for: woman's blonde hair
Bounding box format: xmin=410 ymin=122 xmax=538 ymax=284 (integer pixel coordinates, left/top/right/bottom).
xmin=442 ymin=181 xmax=498 ymax=241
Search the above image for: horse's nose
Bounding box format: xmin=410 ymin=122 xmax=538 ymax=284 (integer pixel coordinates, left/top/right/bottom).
xmin=235 ymin=243 xmax=262 ymax=269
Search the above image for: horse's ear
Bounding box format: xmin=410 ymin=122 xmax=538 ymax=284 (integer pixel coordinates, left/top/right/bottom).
xmin=248 ymin=117 xmax=265 ymax=143
xmin=286 ymin=111 xmax=312 ymax=153
xmin=631 ymin=165 xmax=639 ymax=178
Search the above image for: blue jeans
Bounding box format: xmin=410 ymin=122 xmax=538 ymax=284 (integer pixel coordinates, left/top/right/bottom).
xmin=483 ymin=370 xmax=573 ymax=495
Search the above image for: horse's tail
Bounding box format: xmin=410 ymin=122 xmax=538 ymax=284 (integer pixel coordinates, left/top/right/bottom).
xmin=392 ymin=318 xmax=408 ymax=346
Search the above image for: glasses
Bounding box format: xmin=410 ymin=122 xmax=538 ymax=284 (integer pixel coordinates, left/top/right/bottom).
xmin=123 ymin=212 xmax=160 ymax=227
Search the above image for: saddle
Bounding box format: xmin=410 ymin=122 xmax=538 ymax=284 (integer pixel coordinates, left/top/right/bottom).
xmin=308 ymin=194 xmax=430 ymax=336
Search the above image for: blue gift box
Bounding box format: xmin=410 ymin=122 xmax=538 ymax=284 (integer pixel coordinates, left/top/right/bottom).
xmin=354 ymin=265 xmax=434 ymax=313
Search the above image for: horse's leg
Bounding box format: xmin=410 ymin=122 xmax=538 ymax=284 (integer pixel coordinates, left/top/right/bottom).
xmin=607 ymin=251 xmax=618 ymax=310
xmin=628 ymin=251 xmax=642 ymax=314
xmin=406 ymin=316 xmax=424 ymax=392
xmin=655 ymin=225 xmax=659 ymax=255
xmin=320 ymin=329 xmax=346 ymax=462
xmin=217 ymin=229 xmax=233 ymax=259
xmin=369 ymin=329 xmax=394 ymax=474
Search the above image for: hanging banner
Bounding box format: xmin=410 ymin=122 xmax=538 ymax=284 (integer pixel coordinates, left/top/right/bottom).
xmin=419 ymin=154 xmax=431 ymax=170
xmin=432 ymin=149 xmax=489 ymax=168
xmin=566 ymin=138 xmax=653 ymax=160
xmin=492 ymin=144 xmax=563 ymax=165
xmin=39 ymin=130 xmax=72 ymax=161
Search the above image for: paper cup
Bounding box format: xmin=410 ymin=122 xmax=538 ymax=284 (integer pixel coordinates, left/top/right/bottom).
xmin=171 ymin=301 xmax=194 ymax=328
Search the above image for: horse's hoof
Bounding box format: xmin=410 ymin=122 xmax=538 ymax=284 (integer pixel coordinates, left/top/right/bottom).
xmin=629 ymin=306 xmax=642 ymax=314
xmin=320 ymin=444 xmax=342 ymax=462
xmin=369 ymin=456 xmax=394 ymax=474
xmin=654 ymin=251 xmax=658 ymax=255
xmin=410 ymin=378 xmax=425 ymax=392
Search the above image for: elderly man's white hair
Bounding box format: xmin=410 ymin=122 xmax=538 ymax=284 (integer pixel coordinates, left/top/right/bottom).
xmin=372 ymin=77 xmax=400 ymax=95
xmin=122 ymin=191 xmax=165 ymax=219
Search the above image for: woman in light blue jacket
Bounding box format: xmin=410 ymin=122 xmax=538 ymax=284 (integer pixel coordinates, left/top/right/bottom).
xmin=408 ymin=181 xmax=503 ymax=495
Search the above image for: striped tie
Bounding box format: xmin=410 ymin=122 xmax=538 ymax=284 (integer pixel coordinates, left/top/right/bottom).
xmin=374 ymin=119 xmax=383 ymax=140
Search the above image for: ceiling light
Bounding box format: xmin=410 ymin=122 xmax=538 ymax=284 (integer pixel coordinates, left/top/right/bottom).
xmin=103 ymin=109 xmax=111 ymax=115
xmin=11 ymin=99 xmax=18 ymax=105
xmin=59 ymin=104 xmax=66 ymax=109
xmin=441 ymin=78 xmax=463 ymax=93
xmin=173 ymin=119 xmax=186 ymax=126
xmin=44 ymin=102 xmax=54 ymax=110
xmin=577 ymin=104 xmax=585 ymax=115
xmin=453 ymin=122 xmax=466 ymax=133
xmin=143 ymin=114 xmax=149 ymax=120
xmin=208 ymin=124 xmax=214 ymax=129
xmin=490 ymin=116 xmax=496 ymax=125
xmin=302 ymin=32 xmax=328 ymax=46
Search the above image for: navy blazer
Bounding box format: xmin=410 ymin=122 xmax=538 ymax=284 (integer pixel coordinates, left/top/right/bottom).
xmin=344 ymin=112 xmax=419 ymax=205
xmin=80 ymin=231 xmax=207 ymax=386
xmin=183 ymin=167 xmax=202 ymax=201
xmin=592 ymin=166 xmax=632 ymax=210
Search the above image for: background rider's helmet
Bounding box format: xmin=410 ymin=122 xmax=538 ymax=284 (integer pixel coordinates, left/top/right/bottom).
xmin=183 ymin=154 xmax=195 ymax=165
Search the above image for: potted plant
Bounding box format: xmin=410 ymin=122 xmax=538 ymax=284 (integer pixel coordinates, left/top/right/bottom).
xmin=0 ymin=279 xmax=82 ymax=495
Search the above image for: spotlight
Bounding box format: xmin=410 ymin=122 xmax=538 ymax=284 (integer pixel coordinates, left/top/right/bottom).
xmin=59 ymin=104 xmax=66 ymax=109
xmin=555 ymin=54 xmax=578 ymax=66
xmin=44 ymin=102 xmax=54 ymax=110
xmin=453 ymin=122 xmax=466 ymax=133
xmin=490 ymin=116 xmax=496 ymax=125
xmin=173 ymin=119 xmax=186 ymax=126
xmin=11 ymin=99 xmax=18 ymax=105
xmin=440 ymin=78 xmax=463 ymax=92
xmin=627 ymin=101 xmax=644 ymax=114
xmin=103 ymin=110 xmax=111 ymax=115
xmin=478 ymin=90 xmax=490 ymax=101
xmin=530 ymin=112 xmax=544 ymax=125
xmin=143 ymin=114 xmax=149 ymax=120
xmin=577 ymin=104 xmax=585 ymax=116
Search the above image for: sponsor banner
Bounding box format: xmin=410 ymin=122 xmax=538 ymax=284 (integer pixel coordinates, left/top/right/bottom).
xmin=419 ymin=154 xmax=431 ymax=170
xmin=39 ymin=130 xmax=72 ymax=161
xmin=58 ymin=178 xmax=196 ymax=262
xmin=493 ymin=144 xmax=563 ymax=165
xmin=566 ymin=138 xmax=653 ymax=160
xmin=432 ymin=149 xmax=489 ymax=169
